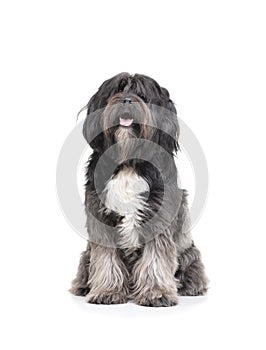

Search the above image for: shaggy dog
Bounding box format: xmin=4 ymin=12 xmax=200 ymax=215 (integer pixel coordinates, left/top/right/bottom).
xmin=70 ymin=73 xmax=208 ymax=306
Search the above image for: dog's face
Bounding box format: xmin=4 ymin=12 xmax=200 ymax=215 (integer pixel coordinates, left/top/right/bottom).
xmin=83 ymin=73 xmax=179 ymax=154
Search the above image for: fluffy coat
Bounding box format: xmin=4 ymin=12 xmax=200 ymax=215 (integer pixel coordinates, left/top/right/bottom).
xmin=70 ymin=73 xmax=208 ymax=306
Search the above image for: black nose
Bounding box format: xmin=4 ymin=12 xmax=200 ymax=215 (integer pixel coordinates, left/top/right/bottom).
xmin=123 ymin=97 xmax=132 ymax=104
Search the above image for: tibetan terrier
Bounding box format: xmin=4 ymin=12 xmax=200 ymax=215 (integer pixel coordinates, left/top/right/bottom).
xmin=70 ymin=73 xmax=208 ymax=306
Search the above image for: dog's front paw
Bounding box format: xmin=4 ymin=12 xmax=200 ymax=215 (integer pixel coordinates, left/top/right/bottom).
xmin=134 ymin=291 xmax=178 ymax=307
xmin=85 ymin=292 xmax=128 ymax=305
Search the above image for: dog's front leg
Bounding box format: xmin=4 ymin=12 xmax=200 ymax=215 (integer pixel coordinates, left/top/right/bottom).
xmin=131 ymin=232 xmax=179 ymax=307
xmin=85 ymin=243 xmax=129 ymax=304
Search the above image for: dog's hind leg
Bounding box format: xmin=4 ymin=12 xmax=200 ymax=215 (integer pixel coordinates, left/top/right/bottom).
xmin=69 ymin=243 xmax=91 ymax=296
xmin=175 ymin=243 xmax=208 ymax=296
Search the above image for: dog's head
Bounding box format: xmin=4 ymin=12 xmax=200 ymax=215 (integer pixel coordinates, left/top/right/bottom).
xmin=83 ymin=73 xmax=179 ymax=155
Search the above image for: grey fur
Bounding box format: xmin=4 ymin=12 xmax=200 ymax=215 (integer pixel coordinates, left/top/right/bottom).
xmin=131 ymin=231 xmax=179 ymax=306
xmin=69 ymin=244 xmax=91 ymax=296
xmin=176 ymin=243 xmax=209 ymax=296
xmin=85 ymin=243 xmax=129 ymax=304
xmin=70 ymin=73 xmax=208 ymax=306
xmin=70 ymin=191 xmax=208 ymax=305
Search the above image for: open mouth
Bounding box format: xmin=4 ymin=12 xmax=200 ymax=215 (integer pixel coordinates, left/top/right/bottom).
xmin=119 ymin=117 xmax=133 ymax=127
xmin=119 ymin=112 xmax=133 ymax=127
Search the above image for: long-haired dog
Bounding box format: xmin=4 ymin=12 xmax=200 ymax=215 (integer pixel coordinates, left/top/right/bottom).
xmin=70 ymin=73 xmax=208 ymax=306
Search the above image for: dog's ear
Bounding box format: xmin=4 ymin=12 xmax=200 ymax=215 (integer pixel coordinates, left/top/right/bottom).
xmin=83 ymin=112 xmax=104 ymax=152
xmin=82 ymin=94 xmax=105 ymax=152
xmin=151 ymin=98 xmax=180 ymax=154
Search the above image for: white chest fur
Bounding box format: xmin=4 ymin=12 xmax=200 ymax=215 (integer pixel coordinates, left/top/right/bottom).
xmin=103 ymin=168 xmax=149 ymax=249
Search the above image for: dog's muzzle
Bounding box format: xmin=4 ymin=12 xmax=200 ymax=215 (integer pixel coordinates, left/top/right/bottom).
xmin=118 ymin=97 xmax=136 ymax=126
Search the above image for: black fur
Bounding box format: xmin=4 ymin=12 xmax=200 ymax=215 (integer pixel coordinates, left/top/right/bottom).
xmin=70 ymin=73 xmax=208 ymax=306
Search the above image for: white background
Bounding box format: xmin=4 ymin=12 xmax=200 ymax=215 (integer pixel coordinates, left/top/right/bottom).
xmin=0 ymin=1 xmax=265 ymax=349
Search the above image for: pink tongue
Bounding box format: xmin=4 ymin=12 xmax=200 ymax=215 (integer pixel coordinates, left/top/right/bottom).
xmin=119 ymin=117 xmax=133 ymax=126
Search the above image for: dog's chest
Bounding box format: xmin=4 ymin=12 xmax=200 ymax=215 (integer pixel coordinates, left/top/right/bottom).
xmin=103 ymin=168 xmax=149 ymax=248
xmin=104 ymin=168 xmax=149 ymax=214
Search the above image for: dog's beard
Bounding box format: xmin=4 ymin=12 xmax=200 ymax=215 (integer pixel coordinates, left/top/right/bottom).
xmin=114 ymin=126 xmax=136 ymax=162
xmin=115 ymin=125 xmax=136 ymax=142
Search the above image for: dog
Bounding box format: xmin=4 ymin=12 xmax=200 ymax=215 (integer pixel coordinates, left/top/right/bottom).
xmin=70 ymin=73 xmax=208 ymax=306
